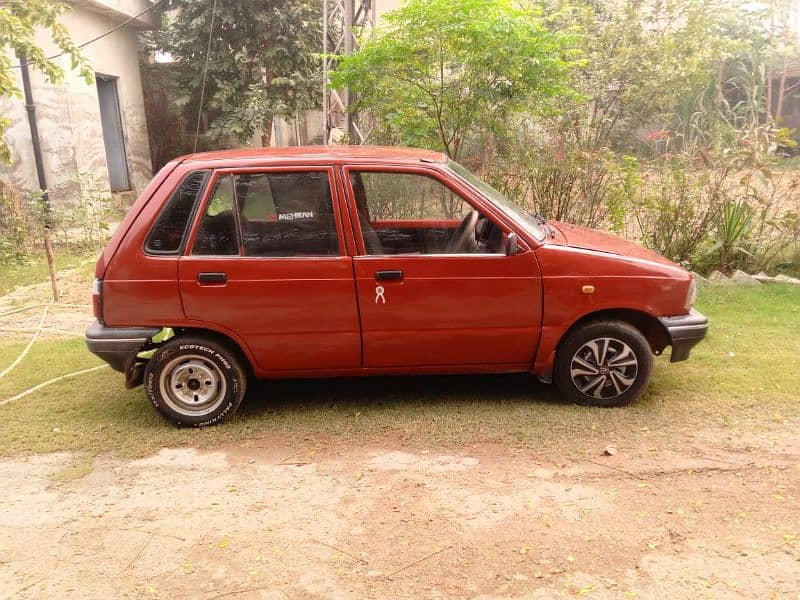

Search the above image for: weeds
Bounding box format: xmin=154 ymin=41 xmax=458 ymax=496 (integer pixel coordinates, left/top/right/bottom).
xmin=709 ymin=200 xmax=753 ymax=272
xmin=0 ymin=173 xmax=115 ymax=273
xmin=489 ymin=147 xmax=638 ymax=233
xmin=52 ymin=172 xmax=115 ymax=251
xmin=0 ymin=181 xmax=39 ymax=264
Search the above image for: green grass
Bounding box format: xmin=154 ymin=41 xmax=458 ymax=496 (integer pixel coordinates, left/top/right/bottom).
xmin=0 ymin=250 xmax=97 ymax=296
xmin=0 ymin=284 xmax=798 ymax=459
xmin=771 ymin=154 xmax=800 ymax=171
xmin=50 ymin=456 xmax=95 ymax=483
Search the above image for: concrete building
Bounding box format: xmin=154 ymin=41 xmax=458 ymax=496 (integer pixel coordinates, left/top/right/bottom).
xmin=0 ymin=0 xmax=157 ymax=207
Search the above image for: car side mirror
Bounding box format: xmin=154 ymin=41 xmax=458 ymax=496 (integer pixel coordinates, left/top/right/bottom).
xmin=505 ymin=232 xmax=518 ymax=256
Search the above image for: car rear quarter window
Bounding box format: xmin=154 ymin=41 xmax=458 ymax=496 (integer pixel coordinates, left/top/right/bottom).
xmin=145 ymin=171 xmax=209 ymax=254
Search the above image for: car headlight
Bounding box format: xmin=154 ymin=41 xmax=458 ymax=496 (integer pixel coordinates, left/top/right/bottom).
xmin=684 ymin=278 xmax=697 ymax=311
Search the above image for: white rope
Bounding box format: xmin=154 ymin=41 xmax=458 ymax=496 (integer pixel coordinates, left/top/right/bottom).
xmin=0 ymin=304 xmax=50 ymax=381
xmin=0 ymin=364 xmax=108 ymax=406
xmin=0 ymin=326 xmax=83 ymax=337
xmin=0 ymin=303 xmax=90 ymax=319
xmin=193 ymin=0 xmax=219 ymax=153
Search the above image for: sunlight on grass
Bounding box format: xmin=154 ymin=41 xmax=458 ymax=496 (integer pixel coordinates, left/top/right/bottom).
xmin=0 ymin=250 xmax=96 ymax=296
xmin=0 ymin=284 xmax=798 ymax=458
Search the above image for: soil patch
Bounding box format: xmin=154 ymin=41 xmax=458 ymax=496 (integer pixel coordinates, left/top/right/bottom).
xmin=1 ymin=423 xmax=798 ymax=598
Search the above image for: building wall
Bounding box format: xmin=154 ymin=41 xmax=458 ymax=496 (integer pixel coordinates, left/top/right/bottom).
xmin=376 ymin=0 xmax=403 ymax=17
xmin=0 ymin=2 xmax=153 ymax=208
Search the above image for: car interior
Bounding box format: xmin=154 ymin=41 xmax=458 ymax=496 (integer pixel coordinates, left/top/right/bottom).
xmin=350 ymin=171 xmax=505 ymax=255
xmin=191 ymin=170 xmax=506 ymax=257
xmin=192 ymin=172 xmax=340 ymax=256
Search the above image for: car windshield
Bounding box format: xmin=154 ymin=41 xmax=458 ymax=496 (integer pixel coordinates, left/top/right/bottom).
xmin=447 ymin=160 xmax=547 ymax=241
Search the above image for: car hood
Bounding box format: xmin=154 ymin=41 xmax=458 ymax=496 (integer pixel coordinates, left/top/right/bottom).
xmin=549 ymin=222 xmax=679 ymax=268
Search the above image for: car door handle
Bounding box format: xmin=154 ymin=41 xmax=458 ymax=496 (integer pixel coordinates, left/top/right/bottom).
xmin=375 ymin=270 xmax=403 ymax=281
xmin=197 ymin=272 xmax=227 ymax=284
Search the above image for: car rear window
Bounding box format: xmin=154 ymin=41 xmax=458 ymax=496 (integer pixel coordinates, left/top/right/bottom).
xmin=191 ymin=170 xmax=339 ymax=257
xmin=236 ymin=171 xmax=339 ymax=257
xmin=145 ymin=171 xmax=209 ymax=254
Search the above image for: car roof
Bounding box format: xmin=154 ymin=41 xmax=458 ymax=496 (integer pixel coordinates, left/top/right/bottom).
xmin=179 ymin=145 xmax=448 ymax=165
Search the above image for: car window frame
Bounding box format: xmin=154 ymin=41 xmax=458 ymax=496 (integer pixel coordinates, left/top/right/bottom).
xmin=183 ymin=165 xmax=347 ymax=259
xmin=341 ymin=164 xmax=528 ymax=258
xmin=143 ymin=170 xmax=211 ymax=256
xmin=190 ymin=173 xmax=243 ymax=257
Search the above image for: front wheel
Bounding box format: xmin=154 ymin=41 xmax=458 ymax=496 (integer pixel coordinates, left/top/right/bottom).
xmin=144 ymin=335 xmax=246 ymax=426
xmin=554 ymin=320 xmax=653 ymax=407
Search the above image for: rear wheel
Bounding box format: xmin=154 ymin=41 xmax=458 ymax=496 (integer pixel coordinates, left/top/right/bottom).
xmin=554 ymin=320 xmax=653 ymax=407
xmin=144 ymin=335 xmax=246 ymax=426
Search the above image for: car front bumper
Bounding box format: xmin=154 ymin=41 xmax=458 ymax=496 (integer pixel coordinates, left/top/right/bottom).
xmin=658 ymin=309 xmax=709 ymax=362
xmin=85 ymin=321 xmax=160 ymax=372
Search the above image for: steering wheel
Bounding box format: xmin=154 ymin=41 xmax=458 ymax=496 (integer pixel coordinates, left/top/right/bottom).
xmin=448 ymin=210 xmax=479 ymax=252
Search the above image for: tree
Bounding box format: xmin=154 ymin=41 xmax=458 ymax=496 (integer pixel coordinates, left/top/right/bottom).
xmin=540 ymin=0 xmax=748 ymax=153
xmin=0 ymin=0 xmax=92 ymax=163
xmin=151 ymin=0 xmax=324 ymax=145
xmin=763 ymin=0 xmax=799 ymax=126
xmin=329 ymin=0 xmax=579 ymax=160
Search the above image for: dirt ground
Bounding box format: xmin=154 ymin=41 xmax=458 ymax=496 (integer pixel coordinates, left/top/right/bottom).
xmin=1 ymin=422 xmax=798 ymax=599
xmin=0 ymin=264 xmax=93 ymax=344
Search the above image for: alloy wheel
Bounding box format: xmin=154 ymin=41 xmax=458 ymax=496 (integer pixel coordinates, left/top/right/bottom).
xmin=569 ymin=337 xmax=639 ymax=400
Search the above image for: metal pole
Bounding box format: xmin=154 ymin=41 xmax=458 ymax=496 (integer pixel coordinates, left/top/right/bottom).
xmin=344 ymin=0 xmax=354 ymax=138
xmin=322 ymin=0 xmax=329 ymax=144
xmin=19 ymin=55 xmax=58 ymax=302
xmin=19 ymin=55 xmax=51 ymax=225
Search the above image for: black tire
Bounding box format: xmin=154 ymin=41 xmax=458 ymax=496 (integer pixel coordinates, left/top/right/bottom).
xmin=144 ymin=335 xmax=246 ymax=427
xmin=554 ymin=320 xmax=653 ymax=408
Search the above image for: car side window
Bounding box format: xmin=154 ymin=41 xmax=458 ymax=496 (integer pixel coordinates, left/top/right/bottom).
xmin=234 ymin=171 xmax=339 ymax=257
xmin=192 ymin=175 xmax=239 ymax=256
xmin=350 ymin=171 xmax=505 ymax=255
xmin=145 ymin=171 xmax=209 ymax=254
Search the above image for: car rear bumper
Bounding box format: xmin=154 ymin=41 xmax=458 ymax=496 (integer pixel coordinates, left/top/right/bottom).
xmin=85 ymin=321 xmax=160 ymax=372
xmin=658 ymin=309 xmax=709 ymax=362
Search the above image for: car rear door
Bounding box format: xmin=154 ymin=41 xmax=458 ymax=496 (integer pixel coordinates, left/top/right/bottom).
xmin=178 ymin=166 xmax=361 ymax=375
xmin=343 ymin=164 xmax=543 ymax=370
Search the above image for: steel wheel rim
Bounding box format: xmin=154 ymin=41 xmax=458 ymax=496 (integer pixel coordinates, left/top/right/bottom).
xmin=570 ymin=337 xmax=639 ymax=400
xmin=159 ymin=354 xmax=227 ymax=417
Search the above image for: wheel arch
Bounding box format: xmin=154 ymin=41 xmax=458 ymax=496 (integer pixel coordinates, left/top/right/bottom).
xmin=558 ymin=308 xmax=670 ymax=358
xmin=171 ymin=327 xmax=255 ymax=377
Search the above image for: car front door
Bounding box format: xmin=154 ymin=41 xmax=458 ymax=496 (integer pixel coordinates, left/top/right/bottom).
xmin=344 ymin=165 xmax=543 ymax=370
xmin=178 ymin=166 xmax=361 ymax=374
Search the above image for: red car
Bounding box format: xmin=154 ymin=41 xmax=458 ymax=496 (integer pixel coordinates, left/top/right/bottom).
xmin=86 ymin=146 xmax=707 ymax=426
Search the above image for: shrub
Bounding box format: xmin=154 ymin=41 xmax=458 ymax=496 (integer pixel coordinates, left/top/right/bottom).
xmin=52 ymin=172 xmax=115 ymax=251
xmin=632 ymin=155 xmax=727 ymax=267
xmin=484 ymin=140 xmax=798 ymax=276
xmin=486 ymin=145 xmax=638 ymax=233
xmin=0 ymin=173 xmax=116 ymax=266
xmin=632 ymin=157 xmax=799 ymax=274
xmin=0 ymin=182 xmax=42 ymax=264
